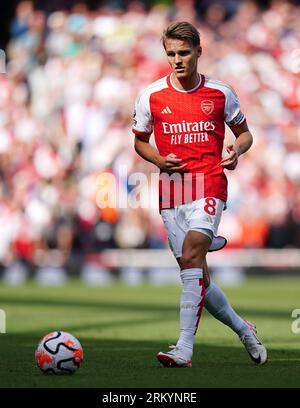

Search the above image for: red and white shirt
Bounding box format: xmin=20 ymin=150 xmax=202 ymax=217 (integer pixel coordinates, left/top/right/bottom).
xmin=133 ymin=74 xmax=245 ymax=210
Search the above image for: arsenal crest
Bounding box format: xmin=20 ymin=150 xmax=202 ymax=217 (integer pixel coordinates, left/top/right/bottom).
xmin=201 ymin=100 xmax=214 ymax=115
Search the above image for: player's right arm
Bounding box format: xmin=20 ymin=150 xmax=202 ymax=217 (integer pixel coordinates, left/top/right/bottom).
xmin=133 ymin=89 xmax=186 ymax=172
xmin=134 ymin=136 xmax=186 ymax=172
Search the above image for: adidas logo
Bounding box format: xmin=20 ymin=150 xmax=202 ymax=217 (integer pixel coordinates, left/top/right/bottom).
xmin=161 ymin=106 xmax=172 ymax=114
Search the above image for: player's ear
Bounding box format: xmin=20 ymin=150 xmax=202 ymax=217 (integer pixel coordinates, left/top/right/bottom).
xmin=197 ymin=46 xmax=202 ymax=58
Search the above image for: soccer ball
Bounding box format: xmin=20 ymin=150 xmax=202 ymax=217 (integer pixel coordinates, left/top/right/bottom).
xmin=35 ymin=331 xmax=83 ymax=374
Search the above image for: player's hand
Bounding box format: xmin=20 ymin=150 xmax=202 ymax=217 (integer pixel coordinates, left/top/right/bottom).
xmin=220 ymin=145 xmax=239 ymax=170
xmin=157 ymin=153 xmax=187 ymax=172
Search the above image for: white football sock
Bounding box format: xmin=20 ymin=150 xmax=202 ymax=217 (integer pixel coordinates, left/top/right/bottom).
xmin=204 ymin=282 xmax=249 ymax=336
xmin=176 ymin=268 xmax=205 ymax=359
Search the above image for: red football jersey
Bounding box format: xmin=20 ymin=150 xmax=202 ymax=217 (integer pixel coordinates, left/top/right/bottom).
xmin=133 ymin=74 xmax=245 ymax=210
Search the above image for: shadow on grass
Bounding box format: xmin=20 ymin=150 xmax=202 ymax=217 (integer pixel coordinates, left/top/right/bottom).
xmin=0 ymin=294 xmax=292 ymax=320
xmin=0 ymin=333 xmax=299 ymax=388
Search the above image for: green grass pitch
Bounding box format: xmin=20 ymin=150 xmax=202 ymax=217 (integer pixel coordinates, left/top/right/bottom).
xmin=0 ymin=277 xmax=299 ymax=388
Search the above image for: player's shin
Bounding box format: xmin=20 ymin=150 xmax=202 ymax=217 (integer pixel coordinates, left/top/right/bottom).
xmin=176 ymin=268 xmax=206 ymax=359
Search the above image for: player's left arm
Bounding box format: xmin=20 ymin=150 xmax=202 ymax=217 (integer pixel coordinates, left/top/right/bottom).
xmin=221 ymin=120 xmax=253 ymax=170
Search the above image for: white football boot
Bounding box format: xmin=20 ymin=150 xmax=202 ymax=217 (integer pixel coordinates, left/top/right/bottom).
xmin=157 ymin=345 xmax=192 ymax=368
xmin=240 ymin=320 xmax=268 ymax=365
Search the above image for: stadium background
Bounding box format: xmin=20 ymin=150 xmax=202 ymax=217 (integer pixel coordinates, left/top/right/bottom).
xmin=0 ymin=0 xmax=300 ymax=286
xmin=0 ymin=0 xmax=300 ymax=389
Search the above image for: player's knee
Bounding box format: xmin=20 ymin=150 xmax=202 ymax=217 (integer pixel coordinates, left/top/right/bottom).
xmin=180 ymin=251 xmax=193 ymax=269
xmin=181 ymin=248 xmax=205 ymax=269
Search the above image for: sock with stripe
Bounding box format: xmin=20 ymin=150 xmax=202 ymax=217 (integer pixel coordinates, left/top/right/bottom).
xmin=176 ymin=268 xmax=206 ymax=360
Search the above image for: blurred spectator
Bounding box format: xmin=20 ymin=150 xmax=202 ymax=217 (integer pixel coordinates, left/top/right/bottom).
xmin=0 ymin=0 xmax=300 ymax=277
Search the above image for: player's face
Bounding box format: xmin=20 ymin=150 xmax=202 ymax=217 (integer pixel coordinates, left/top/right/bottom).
xmin=164 ymin=38 xmax=201 ymax=80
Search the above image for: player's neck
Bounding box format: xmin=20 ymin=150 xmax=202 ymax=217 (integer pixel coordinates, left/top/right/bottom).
xmin=171 ymin=72 xmax=200 ymax=91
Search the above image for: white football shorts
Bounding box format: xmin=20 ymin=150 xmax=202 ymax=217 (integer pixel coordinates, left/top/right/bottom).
xmin=161 ymin=197 xmax=226 ymax=259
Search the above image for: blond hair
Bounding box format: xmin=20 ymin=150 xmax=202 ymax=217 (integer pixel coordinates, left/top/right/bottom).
xmin=161 ymin=21 xmax=200 ymax=49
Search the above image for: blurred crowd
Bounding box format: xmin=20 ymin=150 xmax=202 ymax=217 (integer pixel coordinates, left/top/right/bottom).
xmin=0 ymin=0 xmax=300 ymax=280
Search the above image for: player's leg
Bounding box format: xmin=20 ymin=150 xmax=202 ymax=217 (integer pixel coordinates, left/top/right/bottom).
xmin=203 ymin=258 xmax=267 ymax=364
xmin=158 ymin=208 xmax=193 ymax=367
xmin=175 ymin=231 xmax=210 ymax=356
xmin=187 ymin=198 xmax=252 ymax=339
xmin=158 ymin=198 xmax=225 ymax=367
xmin=203 ymin=257 xmax=249 ymax=333
xmin=202 ymin=257 xmax=210 ymax=288
xmin=157 ymin=229 xmax=210 ymax=367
